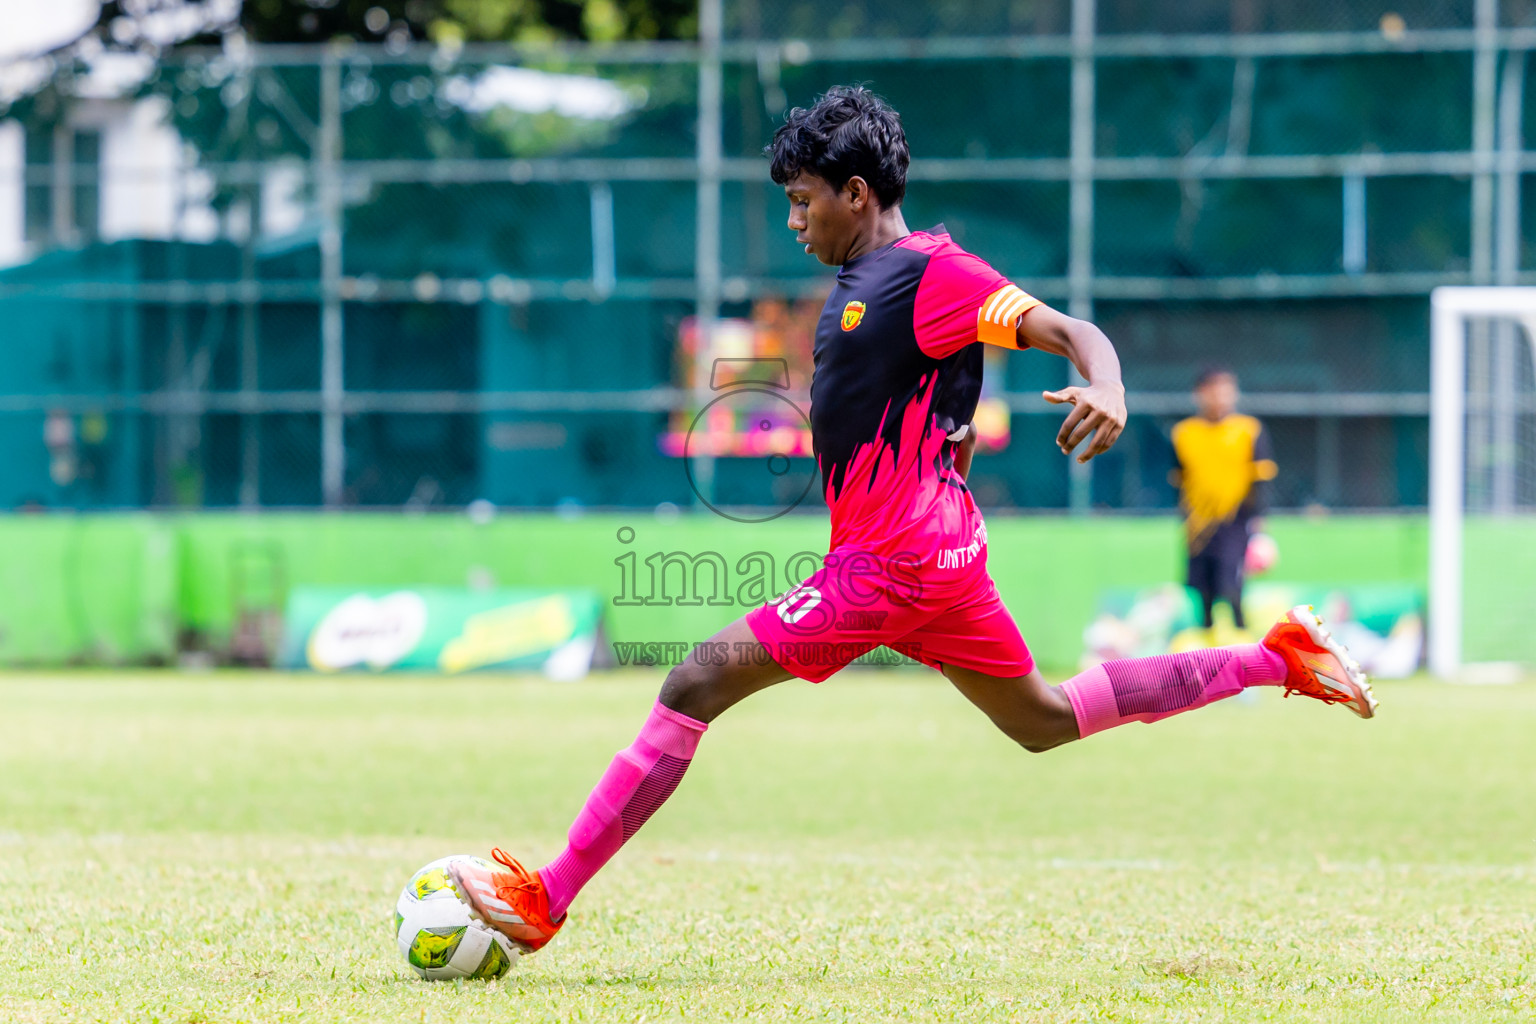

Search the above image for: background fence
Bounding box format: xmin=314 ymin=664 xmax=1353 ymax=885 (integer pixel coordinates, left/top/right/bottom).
xmin=3 ymin=0 xmax=1534 ymax=514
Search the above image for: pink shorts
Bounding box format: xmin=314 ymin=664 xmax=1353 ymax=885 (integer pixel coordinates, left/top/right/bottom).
xmin=744 ymin=546 xmax=1034 ymax=683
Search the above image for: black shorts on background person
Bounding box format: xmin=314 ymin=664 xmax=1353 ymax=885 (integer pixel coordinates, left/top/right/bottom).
xmin=1186 ymin=519 xmax=1252 ymax=629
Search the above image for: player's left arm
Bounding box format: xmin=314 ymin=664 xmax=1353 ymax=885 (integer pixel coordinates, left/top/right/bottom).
xmin=952 ymin=423 xmax=977 ymax=480
xmin=1016 ymin=304 xmax=1128 ymax=464
xmin=910 ymin=249 xmax=1121 ymax=462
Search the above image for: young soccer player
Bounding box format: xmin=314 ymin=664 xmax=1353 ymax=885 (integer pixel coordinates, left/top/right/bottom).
xmin=449 ymin=87 xmax=1377 ymax=953
xmin=1171 ymin=368 xmax=1277 ymax=633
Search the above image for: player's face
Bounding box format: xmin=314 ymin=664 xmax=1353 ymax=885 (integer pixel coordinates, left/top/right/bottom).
xmin=783 ymin=171 xmax=859 ymax=266
xmin=1195 ymin=375 xmax=1239 ymax=419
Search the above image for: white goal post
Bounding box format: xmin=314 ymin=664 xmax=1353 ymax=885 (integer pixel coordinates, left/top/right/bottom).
xmin=1428 ymin=286 xmax=1536 ymax=678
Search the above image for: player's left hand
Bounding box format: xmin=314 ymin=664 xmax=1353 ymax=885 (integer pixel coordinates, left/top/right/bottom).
xmin=1042 ymin=382 xmax=1127 ymax=463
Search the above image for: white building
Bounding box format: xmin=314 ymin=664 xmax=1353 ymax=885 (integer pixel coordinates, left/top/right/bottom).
xmin=0 ymin=53 xmax=305 ymax=267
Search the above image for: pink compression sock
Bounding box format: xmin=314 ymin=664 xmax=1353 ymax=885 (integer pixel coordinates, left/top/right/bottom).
xmin=1060 ymin=643 xmax=1286 ymax=739
xmin=539 ymin=701 xmax=707 ymax=920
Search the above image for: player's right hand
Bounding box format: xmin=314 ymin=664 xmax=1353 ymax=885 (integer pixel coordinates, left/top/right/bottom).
xmin=1042 ymin=382 xmax=1126 ymax=463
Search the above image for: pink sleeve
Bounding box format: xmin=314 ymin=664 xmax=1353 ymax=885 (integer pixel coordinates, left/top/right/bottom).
xmin=911 ymin=247 xmax=1041 ymax=359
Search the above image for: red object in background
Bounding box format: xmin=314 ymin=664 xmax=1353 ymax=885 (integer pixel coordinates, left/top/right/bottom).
xmin=662 ymin=297 xmax=1012 ymax=458
xmin=1245 ymin=533 xmax=1279 ymax=575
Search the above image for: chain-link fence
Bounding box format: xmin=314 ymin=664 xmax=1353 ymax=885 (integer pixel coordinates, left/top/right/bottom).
xmin=3 ymin=0 xmax=1535 ymax=513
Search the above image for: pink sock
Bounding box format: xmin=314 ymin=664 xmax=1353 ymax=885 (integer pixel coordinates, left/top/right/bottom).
xmin=1060 ymin=643 xmax=1286 ymax=739
xmin=539 ymin=701 xmax=707 ymax=920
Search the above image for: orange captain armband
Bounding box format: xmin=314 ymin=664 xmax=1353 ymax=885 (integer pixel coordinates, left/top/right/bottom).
xmin=976 ymin=284 xmax=1040 ymax=348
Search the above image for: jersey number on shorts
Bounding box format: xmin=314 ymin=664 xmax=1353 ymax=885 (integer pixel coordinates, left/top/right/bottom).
xmin=774 ymin=582 xmax=823 ymax=624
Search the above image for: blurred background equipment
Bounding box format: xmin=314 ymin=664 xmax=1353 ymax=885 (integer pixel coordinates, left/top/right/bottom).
xmin=1082 ymin=581 xmax=1424 ymax=678
xmin=0 ymin=0 xmax=1530 ymax=673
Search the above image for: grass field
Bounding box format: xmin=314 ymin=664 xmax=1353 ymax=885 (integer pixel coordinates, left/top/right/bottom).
xmin=0 ymin=671 xmax=1531 ymax=1023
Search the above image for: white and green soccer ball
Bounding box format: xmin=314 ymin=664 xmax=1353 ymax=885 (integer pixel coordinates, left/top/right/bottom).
xmin=394 ymin=855 xmax=520 ymax=981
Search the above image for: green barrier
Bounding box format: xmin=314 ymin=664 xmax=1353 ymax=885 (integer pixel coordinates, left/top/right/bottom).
xmin=0 ymin=510 xmax=1525 ymax=672
xmin=171 ymin=512 xmax=1178 ymax=670
xmin=277 ymin=586 xmax=602 ymax=676
xmin=0 ymin=515 xmax=176 ymax=665
xmin=165 ymin=511 xmax=1440 ymax=671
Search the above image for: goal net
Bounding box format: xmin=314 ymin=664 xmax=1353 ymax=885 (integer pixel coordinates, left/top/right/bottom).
xmin=1429 ymin=287 xmax=1536 ymax=679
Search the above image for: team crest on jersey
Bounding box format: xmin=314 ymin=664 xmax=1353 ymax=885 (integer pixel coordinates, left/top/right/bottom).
xmin=841 ymin=300 xmax=866 ymax=331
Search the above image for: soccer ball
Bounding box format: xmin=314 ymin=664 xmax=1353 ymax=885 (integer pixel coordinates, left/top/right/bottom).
xmin=394 ymin=855 xmax=519 ymax=981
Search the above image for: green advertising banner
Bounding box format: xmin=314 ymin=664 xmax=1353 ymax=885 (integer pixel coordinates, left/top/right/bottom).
xmin=278 ymin=587 xmax=603 ymax=677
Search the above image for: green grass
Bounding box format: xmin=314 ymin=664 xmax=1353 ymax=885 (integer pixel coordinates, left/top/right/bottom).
xmin=0 ymin=671 xmax=1532 ymax=1023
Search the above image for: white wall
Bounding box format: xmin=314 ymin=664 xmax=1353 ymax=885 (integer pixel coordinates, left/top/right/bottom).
xmin=7 ymin=94 xmax=300 ymax=258
xmin=262 ymin=159 xmax=307 ymax=238
xmin=0 ymin=120 xmax=24 ymax=267
xmin=97 ymin=96 xmax=181 ymax=241
xmin=97 ymin=95 xmax=221 ymax=243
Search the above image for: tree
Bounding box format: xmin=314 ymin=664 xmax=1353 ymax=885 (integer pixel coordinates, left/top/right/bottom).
xmin=87 ymin=0 xmax=695 ymax=52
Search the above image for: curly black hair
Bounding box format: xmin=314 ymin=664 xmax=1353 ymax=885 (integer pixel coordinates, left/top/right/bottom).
xmin=1194 ymin=366 xmax=1237 ymax=388
xmin=766 ymin=86 xmax=909 ymax=208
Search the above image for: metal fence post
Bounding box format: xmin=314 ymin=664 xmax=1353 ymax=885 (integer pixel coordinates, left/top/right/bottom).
xmin=1067 ymin=0 xmax=1096 ymax=513
xmin=590 ymin=182 xmax=616 ymax=300
xmin=318 ymin=51 xmax=345 ymax=507
xmin=1493 ymin=48 xmax=1525 ymax=513
xmin=240 ymin=218 xmax=260 ymax=508
xmin=1472 ymin=0 xmax=1499 ymax=286
xmin=694 ymin=0 xmax=724 ymax=506
xmin=1463 ymin=0 xmax=1498 ymax=512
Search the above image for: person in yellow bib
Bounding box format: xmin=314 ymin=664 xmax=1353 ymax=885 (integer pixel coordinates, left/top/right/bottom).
xmin=1171 ymin=368 xmax=1277 ymax=634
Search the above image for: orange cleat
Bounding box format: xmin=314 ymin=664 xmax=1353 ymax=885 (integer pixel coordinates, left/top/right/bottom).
xmin=1263 ymin=605 xmax=1378 ymax=719
xmin=447 ymin=850 xmax=565 ymax=953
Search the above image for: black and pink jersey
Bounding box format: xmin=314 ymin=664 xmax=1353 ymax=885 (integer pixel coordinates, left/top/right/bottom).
xmin=808 ymin=228 xmax=1039 ymax=572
